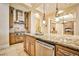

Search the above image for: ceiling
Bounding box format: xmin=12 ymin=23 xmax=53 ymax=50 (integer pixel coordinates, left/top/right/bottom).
xmin=23 ymin=3 xmax=78 ymax=14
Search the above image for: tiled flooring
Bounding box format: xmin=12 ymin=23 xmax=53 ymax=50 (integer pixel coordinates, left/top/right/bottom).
xmin=0 ymin=43 xmax=29 ymax=56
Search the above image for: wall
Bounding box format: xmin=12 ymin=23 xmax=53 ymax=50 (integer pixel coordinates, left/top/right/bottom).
xmin=31 ymin=12 xmax=36 ymax=34
xmin=56 ymin=23 xmax=63 ymax=35
xmin=0 ymin=3 xmax=9 ymax=49
xmin=74 ymin=5 xmax=79 ymax=35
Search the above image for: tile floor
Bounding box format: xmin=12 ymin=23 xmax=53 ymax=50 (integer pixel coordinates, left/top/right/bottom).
xmin=0 ymin=43 xmax=29 ymax=56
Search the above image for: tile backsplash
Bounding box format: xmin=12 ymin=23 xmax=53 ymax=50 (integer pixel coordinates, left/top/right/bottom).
xmin=51 ymin=34 xmax=79 ymax=40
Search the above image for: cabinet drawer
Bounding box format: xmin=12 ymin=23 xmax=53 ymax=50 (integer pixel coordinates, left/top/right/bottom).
xmin=9 ymin=33 xmax=15 ymax=45
xmin=27 ymin=35 xmax=36 ymax=43
xmin=16 ymin=35 xmax=24 ymax=43
xmin=56 ymin=45 xmax=79 ymax=56
xmin=16 ymin=36 xmax=24 ymax=40
xmin=56 ymin=48 xmax=78 ymax=56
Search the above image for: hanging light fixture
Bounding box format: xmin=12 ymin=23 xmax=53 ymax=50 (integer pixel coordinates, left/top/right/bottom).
xmin=55 ymin=3 xmax=64 ymax=17
xmin=43 ymin=3 xmax=46 ymax=24
xmin=55 ymin=3 xmax=60 ymax=22
xmin=55 ymin=3 xmax=59 ymax=17
xmin=55 ymin=3 xmax=64 ymax=24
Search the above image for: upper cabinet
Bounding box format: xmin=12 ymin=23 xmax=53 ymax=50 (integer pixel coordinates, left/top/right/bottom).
xmin=16 ymin=9 xmax=23 ymax=21
xmin=63 ymin=21 xmax=74 ymax=35
xmin=9 ymin=5 xmax=31 ymax=32
xmin=24 ymin=11 xmax=31 ymax=33
xmin=9 ymin=6 xmax=14 ymax=28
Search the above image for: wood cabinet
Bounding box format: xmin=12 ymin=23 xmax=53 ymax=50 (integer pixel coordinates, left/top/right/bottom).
xmin=63 ymin=21 xmax=74 ymax=35
xmin=9 ymin=6 xmax=14 ymax=28
xmin=16 ymin=9 xmax=23 ymax=21
xmin=9 ymin=33 xmax=15 ymax=45
xmin=24 ymin=35 xmax=79 ymax=56
xmin=30 ymin=37 xmax=36 ymax=56
xmin=9 ymin=33 xmax=24 ymax=45
xmin=24 ymin=35 xmax=36 ymax=56
xmin=15 ymin=35 xmax=24 ymax=43
xmin=24 ymin=12 xmax=31 ymax=33
xmin=24 ymin=35 xmax=31 ymax=54
xmin=56 ymin=45 xmax=79 ymax=56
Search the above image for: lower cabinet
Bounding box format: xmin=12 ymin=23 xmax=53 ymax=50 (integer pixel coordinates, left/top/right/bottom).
xmin=25 ymin=36 xmax=30 ymax=54
xmin=30 ymin=42 xmax=35 ymax=56
xmin=24 ymin=35 xmax=36 ymax=56
xmin=15 ymin=35 xmax=24 ymax=43
xmin=9 ymin=33 xmax=15 ymax=45
xmin=9 ymin=33 xmax=24 ymax=45
xmin=56 ymin=45 xmax=79 ymax=56
xmin=24 ymin=36 xmax=55 ymax=56
xmin=24 ymin=35 xmax=79 ymax=56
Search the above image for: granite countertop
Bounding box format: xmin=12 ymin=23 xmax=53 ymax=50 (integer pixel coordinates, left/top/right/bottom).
xmin=25 ymin=33 xmax=79 ymax=51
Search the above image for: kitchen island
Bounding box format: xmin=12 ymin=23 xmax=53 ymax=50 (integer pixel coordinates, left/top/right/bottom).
xmin=24 ymin=33 xmax=79 ymax=56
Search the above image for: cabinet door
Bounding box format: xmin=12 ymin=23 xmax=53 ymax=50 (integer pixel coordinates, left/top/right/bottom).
xmin=30 ymin=37 xmax=36 ymax=56
xmin=24 ymin=36 xmax=31 ymax=55
xmin=24 ymin=35 xmax=36 ymax=56
xmin=9 ymin=7 xmax=14 ymax=28
xmin=24 ymin=12 xmax=31 ymax=33
xmin=24 ymin=12 xmax=28 ymax=31
xmin=15 ymin=35 xmax=24 ymax=43
xmin=27 ymin=39 xmax=30 ymax=54
xmin=30 ymin=42 xmax=35 ymax=56
xmin=56 ymin=45 xmax=79 ymax=56
xmin=9 ymin=33 xmax=15 ymax=45
xmin=18 ymin=36 xmax=24 ymax=42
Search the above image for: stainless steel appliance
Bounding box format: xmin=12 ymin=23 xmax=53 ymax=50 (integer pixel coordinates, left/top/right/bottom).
xmin=36 ymin=40 xmax=55 ymax=56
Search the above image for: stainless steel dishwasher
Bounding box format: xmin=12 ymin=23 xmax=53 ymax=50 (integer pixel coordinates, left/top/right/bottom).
xmin=36 ymin=40 xmax=55 ymax=56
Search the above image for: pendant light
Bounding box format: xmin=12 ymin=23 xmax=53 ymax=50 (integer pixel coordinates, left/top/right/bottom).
xmin=55 ymin=3 xmax=59 ymax=17
xmin=55 ymin=3 xmax=64 ymax=24
xmin=55 ymin=3 xmax=60 ymax=22
xmin=43 ymin=3 xmax=46 ymax=24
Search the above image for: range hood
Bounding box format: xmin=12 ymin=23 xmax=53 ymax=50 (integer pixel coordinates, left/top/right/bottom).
xmin=14 ymin=20 xmax=24 ymax=24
